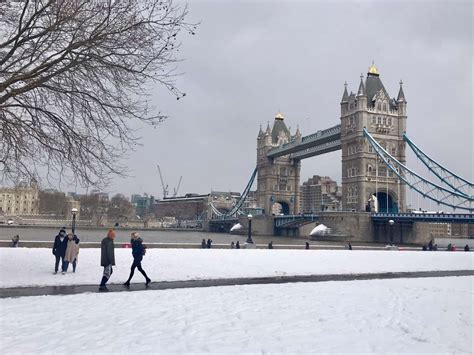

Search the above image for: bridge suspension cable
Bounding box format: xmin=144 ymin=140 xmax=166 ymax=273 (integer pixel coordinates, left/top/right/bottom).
xmin=209 ymin=167 xmax=258 ymax=218
xmin=363 ymin=129 xmax=473 ymax=212
xmin=403 ymin=133 xmax=473 ymax=198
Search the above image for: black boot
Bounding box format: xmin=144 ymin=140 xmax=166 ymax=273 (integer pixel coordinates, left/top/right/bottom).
xmin=145 ymin=277 xmax=151 ymax=286
xmin=123 ymin=281 xmax=130 ymax=287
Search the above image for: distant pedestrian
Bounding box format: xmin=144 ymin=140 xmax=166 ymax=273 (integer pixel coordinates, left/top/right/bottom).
xmin=422 ymin=245 xmax=427 ymax=251
xmin=52 ymin=228 xmax=68 ymax=274
xmin=433 ymin=244 xmax=438 ymax=251
xmin=231 ymin=241 xmax=235 ymax=249
xmin=207 ymin=238 xmax=212 ymax=249
xmin=447 ymin=243 xmax=452 ymax=251
xmin=428 ymin=240 xmax=433 ymax=251
xmin=305 ymin=242 xmax=310 ymax=250
xmin=201 ymin=239 xmax=206 ymax=249
xmin=99 ymin=229 xmax=116 ymax=292
xmin=268 ymin=241 xmax=273 ymax=249
xmin=236 ymin=241 xmax=240 ymax=249
xmin=464 ymin=244 xmax=470 ymax=252
xmin=64 ymin=234 xmax=80 ymax=273
xmin=11 ymin=234 xmax=19 ymax=247
xmin=123 ymin=232 xmax=150 ymax=287
xmin=347 ymin=242 xmax=352 ymax=250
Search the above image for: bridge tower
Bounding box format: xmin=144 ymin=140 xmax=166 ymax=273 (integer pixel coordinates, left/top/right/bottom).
xmin=340 ymin=64 xmax=407 ymax=212
xmin=256 ymin=113 xmax=301 ymax=215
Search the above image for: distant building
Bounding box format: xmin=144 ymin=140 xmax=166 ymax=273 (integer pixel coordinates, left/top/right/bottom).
xmin=131 ymin=193 xmax=155 ymax=217
xmin=154 ymin=191 xmax=241 ymax=221
xmin=300 ymin=175 xmax=342 ymax=213
xmin=0 ymin=181 xmax=40 ymax=216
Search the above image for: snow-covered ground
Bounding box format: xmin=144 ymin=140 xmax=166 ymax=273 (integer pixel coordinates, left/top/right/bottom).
xmin=1 ymin=277 xmax=472 ymax=354
xmin=0 ymin=248 xmax=472 ymax=288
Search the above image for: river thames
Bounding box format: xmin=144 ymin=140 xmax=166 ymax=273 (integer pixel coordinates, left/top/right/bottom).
xmin=0 ymin=226 xmax=315 ymax=246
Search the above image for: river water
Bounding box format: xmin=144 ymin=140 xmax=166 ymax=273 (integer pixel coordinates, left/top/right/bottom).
xmin=0 ymin=226 xmax=313 ymax=246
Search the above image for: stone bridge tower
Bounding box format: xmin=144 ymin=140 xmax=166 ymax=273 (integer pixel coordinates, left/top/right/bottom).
xmin=340 ymin=64 xmax=407 ymax=212
xmin=256 ymin=113 xmax=301 ymax=215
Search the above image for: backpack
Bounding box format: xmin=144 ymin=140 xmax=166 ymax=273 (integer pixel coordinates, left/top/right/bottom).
xmin=142 ymin=244 xmax=147 ymax=256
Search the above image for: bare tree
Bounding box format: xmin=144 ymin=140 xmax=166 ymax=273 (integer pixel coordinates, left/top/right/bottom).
xmin=108 ymin=193 xmax=133 ymax=220
xmin=0 ymin=0 xmax=195 ymax=188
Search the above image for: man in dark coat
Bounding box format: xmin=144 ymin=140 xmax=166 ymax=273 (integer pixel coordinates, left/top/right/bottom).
xmin=123 ymin=232 xmax=150 ymax=287
xmin=52 ymin=228 xmax=68 ymax=274
xmin=99 ymin=229 xmax=116 ymax=291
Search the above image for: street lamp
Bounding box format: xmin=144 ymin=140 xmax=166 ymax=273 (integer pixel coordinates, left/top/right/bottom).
xmin=246 ymin=214 xmax=253 ymax=244
xmin=388 ymin=219 xmax=394 ymax=245
xmin=71 ymin=208 xmax=78 ymax=235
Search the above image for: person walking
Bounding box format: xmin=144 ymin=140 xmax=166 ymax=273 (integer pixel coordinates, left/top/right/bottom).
xmin=123 ymin=232 xmax=151 ymax=287
xmin=207 ymin=238 xmax=212 ymax=249
xmin=99 ymin=229 xmax=116 ymax=292
xmin=11 ymin=234 xmax=19 ymax=247
xmin=268 ymin=241 xmax=273 ymax=249
xmin=64 ymin=234 xmax=80 ymax=273
xmin=52 ymin=228 xmax=68 ymax=274
xmin=201 ymin=239 xmax=206 ymax=249
xmin=305 ymin=242 xmax=310 ymax=250
xmin=231 ymin=241 xmax=235 ymax=249
xmin=236 ymin=241 xmax=240 ymax=249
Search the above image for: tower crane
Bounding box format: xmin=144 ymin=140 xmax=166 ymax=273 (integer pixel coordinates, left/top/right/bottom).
xmin=157 ymin=164 xmax=169 ymax=199
xmin=157 ymin=164 xmax=183 ymax=199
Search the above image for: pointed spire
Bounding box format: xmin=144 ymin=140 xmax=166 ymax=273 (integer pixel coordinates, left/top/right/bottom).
xmin=356 ymin=73 xmax=366 ymax=96
xmin=397 ymin=80 xmax=407 ymax=103
xmin=296 ymin=124 xmax=301 ymax=136
xmin=265 ymin=121 xmax=271 ymax=134
xmin=258 ymin=124 xmax=263 ymax=137
xmin=341 ymin=81 xmax=349 ymax=103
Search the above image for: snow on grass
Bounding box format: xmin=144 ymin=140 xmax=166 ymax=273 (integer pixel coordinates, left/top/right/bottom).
xmin=0 ymin=277 xmax=472 ymax=354
xmin=0 ymin=248 xmax=472 ymax=288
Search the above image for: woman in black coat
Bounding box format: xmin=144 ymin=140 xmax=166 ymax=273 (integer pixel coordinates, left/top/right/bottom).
xmin=123 ymin=232 xmax=151 ymax=287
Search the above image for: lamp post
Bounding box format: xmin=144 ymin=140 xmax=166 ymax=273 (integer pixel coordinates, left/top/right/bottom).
xmin=71 ymin=208 xmax=78 ymax=235
xmin=388 ymin=219 xmax=394 ymax=245
xmin=246 ymin=214 xmax=253 ymax=244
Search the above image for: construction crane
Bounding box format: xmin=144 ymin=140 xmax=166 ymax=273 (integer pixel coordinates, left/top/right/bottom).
xmin=157 ymin=164 xmax=169 ymax=199
xmin=173 ymin=176 xmax=183 ymax=197
xmin=157 ymin=164 xmax=183 ymax=199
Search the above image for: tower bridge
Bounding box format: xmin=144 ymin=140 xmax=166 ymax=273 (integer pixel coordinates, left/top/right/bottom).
xmin=208 ymin=64 xmax=473 ymax=243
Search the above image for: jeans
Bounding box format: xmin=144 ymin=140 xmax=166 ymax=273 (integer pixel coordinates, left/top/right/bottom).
xmin=54 ymin=255 xmax=64 ymax=273
xmin=63 ymin=259 xmax=77 ymax=272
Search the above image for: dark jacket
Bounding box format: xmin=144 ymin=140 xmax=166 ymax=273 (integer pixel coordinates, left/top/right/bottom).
xmin=131 ymin=238 xmax=144 ymax=261
xmin=52 ymin=235 xmax=68 ymax=257
xmin=101 ymin=237 xmax=115 ymax=266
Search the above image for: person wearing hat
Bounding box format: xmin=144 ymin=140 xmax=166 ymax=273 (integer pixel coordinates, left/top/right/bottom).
xmin=52 ymin=228 xmax=68 ymax=274
xmin=123 ymin=232 xmax=151 ymax=287
xmin=99 ymin=229 xmax=116 ymax=291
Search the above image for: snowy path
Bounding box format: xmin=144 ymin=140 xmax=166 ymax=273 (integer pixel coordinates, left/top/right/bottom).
xmin=1 ymin=270 xmax=473 ymax=298
xmin=0 ymin=248 xmax=472 ymax=288
xmin=0 ymin=277 xmax=472 ymax=354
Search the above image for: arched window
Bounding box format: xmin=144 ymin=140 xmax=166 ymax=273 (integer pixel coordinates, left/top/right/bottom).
xmin=382 ymin=102 xmax=387 ymax=112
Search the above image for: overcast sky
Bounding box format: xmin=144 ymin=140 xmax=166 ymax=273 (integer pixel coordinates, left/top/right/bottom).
xmin=104 ymin=0 xmax=472 ymax=202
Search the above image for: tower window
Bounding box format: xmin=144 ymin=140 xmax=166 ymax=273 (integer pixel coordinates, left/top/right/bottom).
xmin=383 ymin=117 xmax=387 ymax=125
xmin=377 ymin=103 xmax=381 ymax=111
xmin=388 ymin=118 xmax=392 ymax=125
xmin=372 ymin=117 xmax=376 ymax=124
xmin=383 ymin=103 xmax=387 ymax=112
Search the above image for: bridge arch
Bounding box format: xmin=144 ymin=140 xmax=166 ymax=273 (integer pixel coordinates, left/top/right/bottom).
xmin=271 ymin=201 xmax=290 ymax=215
xmin=371 ymin=190 xmax=399 ymax=213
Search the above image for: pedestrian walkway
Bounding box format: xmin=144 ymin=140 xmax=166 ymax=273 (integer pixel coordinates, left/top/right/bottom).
xmin=1 ymin=270 xmax=472 ymax=298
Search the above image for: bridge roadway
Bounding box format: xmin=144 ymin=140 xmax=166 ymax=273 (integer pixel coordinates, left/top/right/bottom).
xmin=267 ymin=124 xmax=341 ymax=159
xmin=210 ymin=213 xmax=474 ymax=231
